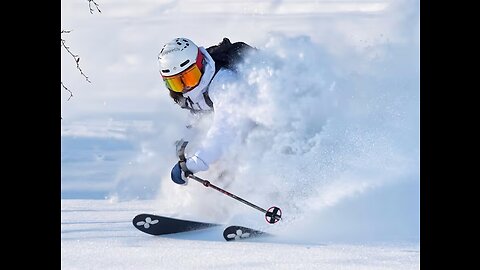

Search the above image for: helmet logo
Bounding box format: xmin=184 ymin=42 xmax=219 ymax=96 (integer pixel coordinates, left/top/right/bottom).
xmin=162 ymin=48 xmax=180 ymax=55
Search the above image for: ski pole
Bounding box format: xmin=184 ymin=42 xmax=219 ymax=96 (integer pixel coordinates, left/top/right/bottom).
xmin=188 ymin=174 xmax=282 ymax=224
xmin=175 ymin=139 xmax=282 ymax=224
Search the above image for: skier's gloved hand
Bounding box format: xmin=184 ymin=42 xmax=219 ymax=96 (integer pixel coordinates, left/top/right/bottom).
xmin=171 ymin=161 xmax=192 ymax=185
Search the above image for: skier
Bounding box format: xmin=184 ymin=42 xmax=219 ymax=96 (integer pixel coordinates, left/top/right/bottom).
xmin=157 ymin=37 xmax=255 ymax=186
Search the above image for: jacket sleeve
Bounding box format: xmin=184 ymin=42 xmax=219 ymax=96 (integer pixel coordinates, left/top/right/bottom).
xmin=185 ymin=69 xmax=239 ymax=173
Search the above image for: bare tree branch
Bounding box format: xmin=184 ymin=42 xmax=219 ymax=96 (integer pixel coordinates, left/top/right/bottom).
xmin=62 ymin=2 xmax=101 ymax=117
xmin=61 ymin=30 xmax=91 ymax=83
xmin=88 ymin=0 xmax=101 ymax=14
xmin=61 ymin=82 xmax=74 ymax=101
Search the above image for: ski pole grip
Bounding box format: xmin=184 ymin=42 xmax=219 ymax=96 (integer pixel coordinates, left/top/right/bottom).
xmin=176 ymin=140 xmax=189 ymax=161
xmin=176 ymin=140 xmax=193 ymax=176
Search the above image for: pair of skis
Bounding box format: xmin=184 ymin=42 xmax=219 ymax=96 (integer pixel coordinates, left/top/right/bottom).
xmin=133 ymin=214 xmax=267 ymax=241
xmin=132 ymin=140 xmax=282 ymax=241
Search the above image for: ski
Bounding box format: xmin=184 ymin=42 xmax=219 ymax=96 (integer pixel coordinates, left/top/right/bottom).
xmin=223 ymin=225 xmax=268 ymax=241
xmin=133 ymin=213 xmax=220 ymax=236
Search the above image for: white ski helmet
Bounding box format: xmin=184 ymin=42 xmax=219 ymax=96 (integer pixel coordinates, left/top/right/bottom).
xmin=158 ymin=38 xmax=200 ymax=76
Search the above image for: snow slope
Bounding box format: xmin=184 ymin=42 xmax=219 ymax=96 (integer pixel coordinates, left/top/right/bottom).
xmin=62 ymin=199 xmax=419 ymax=269
xmin=61 ymin=0 xmax=419 ymax=268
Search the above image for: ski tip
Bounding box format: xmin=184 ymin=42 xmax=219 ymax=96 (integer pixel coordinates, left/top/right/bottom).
xmin=132 ymin=213 xmax=221 ymax=236
xmin=223 ymin=225 xmax=267 ymax=241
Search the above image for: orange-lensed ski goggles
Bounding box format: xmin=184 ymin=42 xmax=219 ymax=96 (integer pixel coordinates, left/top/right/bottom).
xmin=162 ymin=50 xmax=205 ymax=93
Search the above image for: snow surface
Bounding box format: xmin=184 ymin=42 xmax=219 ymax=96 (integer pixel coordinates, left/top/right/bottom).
xmin=61 ymin=0 xmax=419 ymax=269
xmin=62 ymin=199 xmax=419 ymax=270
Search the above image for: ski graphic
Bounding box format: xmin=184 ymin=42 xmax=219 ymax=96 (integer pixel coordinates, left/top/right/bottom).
xmin=133 ymin=213 xmax=220 ymax=236
xmin=223 ymin=225 xmax=268 ymax=241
